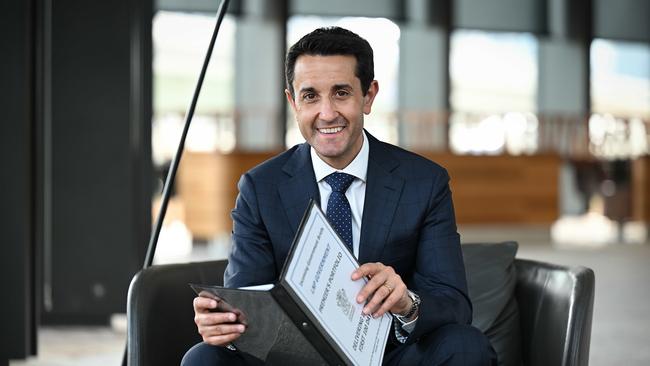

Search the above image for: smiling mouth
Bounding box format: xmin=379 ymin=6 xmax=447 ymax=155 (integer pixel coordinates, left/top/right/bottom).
xmin=318 ymin=126 xmax=345 ymax=134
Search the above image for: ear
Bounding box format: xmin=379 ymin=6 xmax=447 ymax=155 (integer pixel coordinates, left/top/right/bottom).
xmin=362 ymin=80 xmax=379 ymax=115
xmin=285 ymin=89 xmax=298 ymax=113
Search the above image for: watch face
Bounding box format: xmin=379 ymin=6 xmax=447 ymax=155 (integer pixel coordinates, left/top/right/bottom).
xmin=403 ymin=291 xmax=419 ymax=319
xmin=412 ymin=292 xmax=421 ymax=305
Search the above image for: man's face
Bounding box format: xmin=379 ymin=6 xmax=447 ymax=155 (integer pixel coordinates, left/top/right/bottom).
xmin=286 ymin=55 xmax=378 ymax=169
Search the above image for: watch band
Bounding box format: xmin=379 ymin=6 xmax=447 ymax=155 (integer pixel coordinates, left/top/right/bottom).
xmin=399 ymin=290 xmax=420 ymax=320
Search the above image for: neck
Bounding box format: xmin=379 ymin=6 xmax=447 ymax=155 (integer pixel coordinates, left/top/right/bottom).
xmin=319 ymin=135 xmax=364 ymax=170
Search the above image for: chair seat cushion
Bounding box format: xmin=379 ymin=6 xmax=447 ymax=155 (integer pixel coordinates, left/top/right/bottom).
xmin=462 ymin=241 xmax=521 ymax=366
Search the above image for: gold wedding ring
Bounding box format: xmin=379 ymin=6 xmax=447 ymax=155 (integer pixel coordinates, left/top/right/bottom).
xmin=381 ymin=283 xmax=393 ymax=293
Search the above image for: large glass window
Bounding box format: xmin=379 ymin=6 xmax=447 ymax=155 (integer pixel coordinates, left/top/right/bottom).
xmin=590 ymin=39 xmax=650 ymax=159
xmin=285 ymin=16 xmax=400 ymax=147
xmin=591 ymin=39 xmax=650 ymax=118
xmin=151 ymin=11 xmax=236 ymax=263
xmin=449 ymin=30 xmax=539 ymax=155
xmin=152 ymin=11 xmax=236 ymax=167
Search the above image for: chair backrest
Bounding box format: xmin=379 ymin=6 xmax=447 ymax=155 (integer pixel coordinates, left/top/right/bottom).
xmin=126 ymin=257 xmax=595 ymax=366
xmin=514 ymin=259 xmax=595 ymax=366
xmin=127 ymin=260 xmax=227 ymax=366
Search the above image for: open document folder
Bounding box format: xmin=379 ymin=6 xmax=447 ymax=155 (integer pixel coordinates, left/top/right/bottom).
xmin=191 ymin=200 xmax=392 ymax=366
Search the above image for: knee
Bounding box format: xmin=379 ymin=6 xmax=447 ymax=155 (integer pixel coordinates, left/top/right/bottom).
xmin=181 ymin=342 xmax=224 ymax=366
xmin=427 ymin=324 xmax=496 ymax=365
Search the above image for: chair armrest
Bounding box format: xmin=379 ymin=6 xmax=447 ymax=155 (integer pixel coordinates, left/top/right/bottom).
xmin=515 ymin=259 xmax=595 ymax=366
xmin=127 ymin=260 xmax=227 ymax=366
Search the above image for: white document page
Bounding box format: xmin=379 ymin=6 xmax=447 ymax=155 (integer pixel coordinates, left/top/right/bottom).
xmin=284 ymin=204 xmax=391 ymax=366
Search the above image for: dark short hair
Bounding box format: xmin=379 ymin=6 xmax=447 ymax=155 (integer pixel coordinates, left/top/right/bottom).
xmin=285 ymin=26 xmax=374 ymax=97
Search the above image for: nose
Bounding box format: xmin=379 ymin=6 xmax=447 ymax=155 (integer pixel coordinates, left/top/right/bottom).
xmin=318 ymin=98 xmax=338 ymax=122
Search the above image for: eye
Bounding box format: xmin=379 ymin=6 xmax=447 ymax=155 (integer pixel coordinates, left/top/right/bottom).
xmin=302 ymin=92 xmax=317 ymax=102
xmin=335 ymin=89 xmax=350 ymax=98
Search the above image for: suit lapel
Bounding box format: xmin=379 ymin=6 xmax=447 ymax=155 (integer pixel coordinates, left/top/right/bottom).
xmin=359 ymin=134 xmax=404 ymax=264
xmin=278 ymin=143 xmax=320 ymax=234
xmin=278 ymin=135 xmax=404 ymax=263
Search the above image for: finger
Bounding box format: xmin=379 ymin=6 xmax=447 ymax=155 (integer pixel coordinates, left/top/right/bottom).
xmin=351 ymin=262 xmax=382 ymax=280
xmin=195 ymin=311 xmax=238 ymax=326
xmin=362 ymin=284 xmax=393 ymax=315
xmin=356 ymin=268 xmax=393 ymax=303
xmin=199 ymin=323 xmax=246 ymax=338
xmin=203 ymin=332 xmax=243 ymax=346
xmin=375 ymin=283 xmax=407 ymax=318
xmin=194 ymin=296 xmax=218 ymax=312
xmin=356 ymin=274 xmax=387 ymax=304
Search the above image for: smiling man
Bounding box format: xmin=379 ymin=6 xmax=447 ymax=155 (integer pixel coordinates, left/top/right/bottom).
xmin=183 ymin=27 xmax=496 ymax=366
xmin=288 ymin=53 xmax=374 ymax=170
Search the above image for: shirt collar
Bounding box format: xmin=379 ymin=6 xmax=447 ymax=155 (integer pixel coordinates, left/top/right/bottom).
xmin=310 ymin=130 xmax=369 ymax=183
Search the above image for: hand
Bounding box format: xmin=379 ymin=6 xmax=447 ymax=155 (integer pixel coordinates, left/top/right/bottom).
xmin=351 ymin=262 xmax=411 ymax=318
xmin=193 ymin=296 xmax=246 ymax=346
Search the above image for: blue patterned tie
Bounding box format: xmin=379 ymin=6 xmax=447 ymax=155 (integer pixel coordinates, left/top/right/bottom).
xmin=324 ymin=172 xmax=355 ymax=250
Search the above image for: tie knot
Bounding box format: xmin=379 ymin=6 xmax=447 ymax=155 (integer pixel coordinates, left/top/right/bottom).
xmin=324 ymin=172 xmax=355 ymax=193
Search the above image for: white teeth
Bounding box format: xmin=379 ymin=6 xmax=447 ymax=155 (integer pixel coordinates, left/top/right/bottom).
xmin=319 ymin=127 xmax=344 ymax=134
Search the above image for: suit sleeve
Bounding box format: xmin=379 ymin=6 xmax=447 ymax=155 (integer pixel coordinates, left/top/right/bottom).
xmin=223 ymin=173 xmax=278 ymax=288
xmin=406 ymin=169 xmax=472 ymax=343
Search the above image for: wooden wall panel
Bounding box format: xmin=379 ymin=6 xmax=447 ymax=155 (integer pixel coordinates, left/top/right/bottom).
xmin=419 ymin=153 xmax=560 ymax=224
xmin=178 ymin=151 xmax=561 ymax=239
xmin=178 ymin=151 xmax=278 ymax=239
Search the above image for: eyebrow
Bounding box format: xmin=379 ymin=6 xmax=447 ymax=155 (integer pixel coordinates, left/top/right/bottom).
xmin=298 ymin=86 xmax=317 ymax=95
xmin=332 ymin=83 xmax=353 ymax=91
xmin=298 ymin=83 xmax=353 ymax=95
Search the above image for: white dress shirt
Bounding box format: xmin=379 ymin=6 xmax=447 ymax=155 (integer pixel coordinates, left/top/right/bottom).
xmin=310 ymin=131 xmax=368 ymax=259
xmin=309 ymin=131 xmax=417 ymax=339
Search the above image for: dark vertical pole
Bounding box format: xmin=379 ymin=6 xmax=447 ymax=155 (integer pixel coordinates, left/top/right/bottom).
xmin=42 ymin=0 xmax=152 ymax=325
xmin=130 ymin=0 xmax=154 ymax=277
xmin=429 ymin=0 xmax=453 ymax=111
xmin=32 ymin=0 xmax=48 ymax=355
xmin=439 ymin=0 xmax=453 ymax=151
xmin=431 ymin=0 xmax=452 ymax=151
xmin=0 ymin=0 xmax=37 ymax=363
xmin=144 ymin=0 xmax=230 ymax=269
xmin=277 ymin=0 xmax=289 ymax=146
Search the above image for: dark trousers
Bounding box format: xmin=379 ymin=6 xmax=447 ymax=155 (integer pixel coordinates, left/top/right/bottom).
xmin=181 ymin=324 xmax=497 ymax=366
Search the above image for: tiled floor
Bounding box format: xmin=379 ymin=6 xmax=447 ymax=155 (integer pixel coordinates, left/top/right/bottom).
xmin=10 ymin=327 xmax=126 ymax=366
xmin=10 ymin=227 xmax=650 ymax=365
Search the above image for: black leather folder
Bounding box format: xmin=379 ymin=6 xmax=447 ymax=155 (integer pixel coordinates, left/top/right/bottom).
xmin=190 ymin=283 xmax=345 ymax=365
xmin=190 ymin=200 xmax=367 ymax=365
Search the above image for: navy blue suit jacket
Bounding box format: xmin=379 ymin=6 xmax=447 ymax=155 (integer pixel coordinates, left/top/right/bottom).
xmin=224 ymin=132 xmax=471 ymax=343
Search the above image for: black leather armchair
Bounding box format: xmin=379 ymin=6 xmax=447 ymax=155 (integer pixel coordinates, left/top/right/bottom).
xmin=127 ymin=246 xmax=594 ymax=366
xmin=515 ymin=259 xmax=594 ymax=366
xmin=127 ymin=260 xmax=228 ymax=366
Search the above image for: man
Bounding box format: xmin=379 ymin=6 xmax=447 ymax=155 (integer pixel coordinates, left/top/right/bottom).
xmin=183 ymin=27 xmax=496 ymax=365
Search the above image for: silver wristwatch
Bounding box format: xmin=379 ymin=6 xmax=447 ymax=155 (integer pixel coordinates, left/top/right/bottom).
xmin=397 ymin=290 xmax=420 ymax=321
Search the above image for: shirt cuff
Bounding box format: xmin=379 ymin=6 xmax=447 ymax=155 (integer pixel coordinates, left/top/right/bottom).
xmin=392 ymin=315 xmax=418 ymax=343
xmin=395 ymin=314 xmax=418 ymax=332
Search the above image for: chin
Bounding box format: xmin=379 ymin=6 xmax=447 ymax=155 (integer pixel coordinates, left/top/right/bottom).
xmin=313 ymin=139 xmax=343 ymax=152
xmin=316 ymin=148 xmax=344 ymax=159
